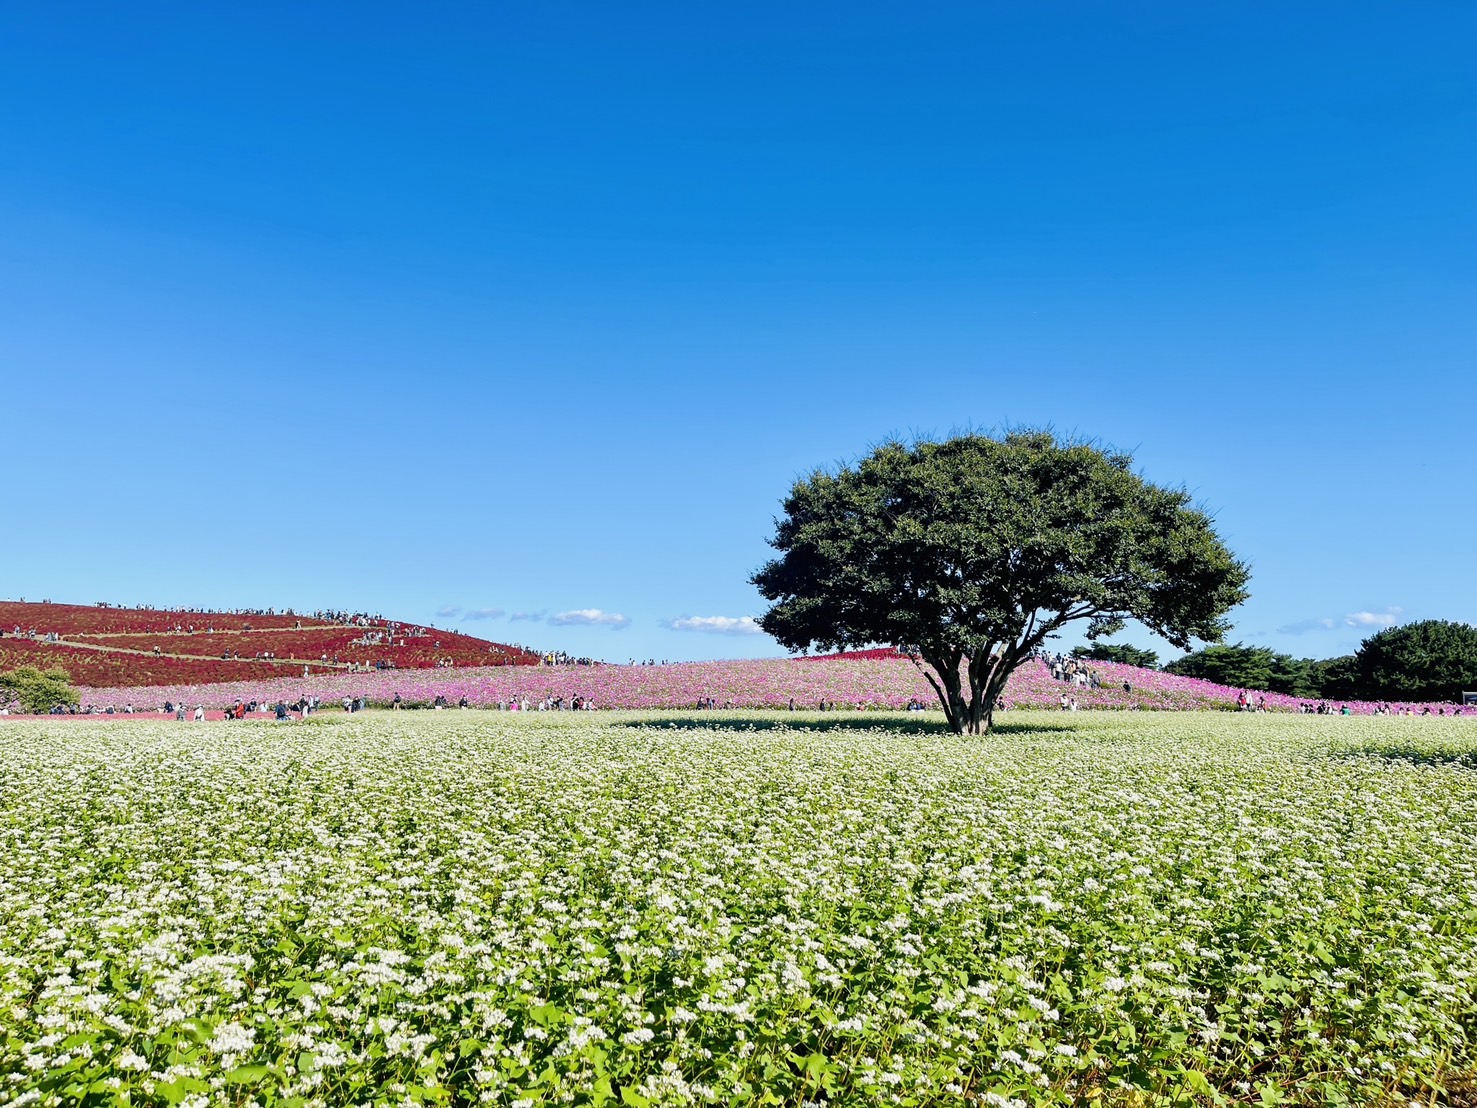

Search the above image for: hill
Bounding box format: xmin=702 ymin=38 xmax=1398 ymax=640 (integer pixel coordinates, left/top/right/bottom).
xmin=0 ymin=600 xmax=541 ymax=687
xmin=52 ymin=652 xmax=1471 ymax=717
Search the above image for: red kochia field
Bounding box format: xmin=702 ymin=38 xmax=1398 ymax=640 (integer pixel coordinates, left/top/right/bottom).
xmin=0 ymin=602 xmax=306 ymax=635
xmin=0 ymin=601 xmax=540 ymax=686
xmin=0 ymin=639 xmax=300 ymax=687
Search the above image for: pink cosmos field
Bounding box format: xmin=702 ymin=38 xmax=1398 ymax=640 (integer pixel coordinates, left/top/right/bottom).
xmin=64 ymin=656 xmax=1471 ymax=717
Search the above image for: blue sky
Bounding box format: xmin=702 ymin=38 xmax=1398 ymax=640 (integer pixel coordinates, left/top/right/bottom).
xmin=3 ymin=2 xmax=1473 ymax=664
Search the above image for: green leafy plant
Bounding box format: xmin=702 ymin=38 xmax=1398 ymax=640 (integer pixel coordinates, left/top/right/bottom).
xmin=0 ymin=664 xmax=79 ymax=714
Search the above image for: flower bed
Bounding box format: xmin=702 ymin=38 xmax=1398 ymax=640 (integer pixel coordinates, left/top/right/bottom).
xmin=0 ymin=640 xmax=302 ymax=688
xmin=69 ymin=656 xmax=1474 ymax=716
xmin=1 ymin=602 xmax=541 ymax=687
xmin=0 ymin=601 xmax=313 ymax=636
xmin=1 ymin=712 xmax=1473 ymax=1103
xmin=65 ymin=628 xmax=537 ymax=668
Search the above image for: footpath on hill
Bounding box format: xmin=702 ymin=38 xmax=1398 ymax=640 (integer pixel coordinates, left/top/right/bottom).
xmin=24 ymin=636 xmax=353 ymax=670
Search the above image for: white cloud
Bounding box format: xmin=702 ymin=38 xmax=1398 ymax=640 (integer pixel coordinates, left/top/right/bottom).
xmin=463 ymin=608 xmax=505 ymax=621
xmin=1278 ymin=607 xmax=1406 ymax=634
xmin=1345 ymin=607 xmax=1404 ymax=629
xmin=664 ymin=615 xmax=765 ymax=635
xmin=435 ymin=605 xmax=461 ymax=617
xmin=1277 ymin=617 xmax=1337 ymax=635
xmin=549 ymin=608 xmax=631 ymax=629
xmin=509 ymin=611 xmax=546 ymax=622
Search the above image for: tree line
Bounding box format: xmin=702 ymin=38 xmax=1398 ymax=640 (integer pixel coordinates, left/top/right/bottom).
xmin=1074 ymin=619 xmax=1477 ymax=703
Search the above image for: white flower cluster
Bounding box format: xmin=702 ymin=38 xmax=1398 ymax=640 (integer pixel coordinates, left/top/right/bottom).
xmin=0 ymin=710 xmax=1473 ymax=1105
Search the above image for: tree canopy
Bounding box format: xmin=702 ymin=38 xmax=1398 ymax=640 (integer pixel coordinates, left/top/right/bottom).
xmin=1163 ymin=643 xmax=1321 ymax=698
xmin=0 ymin=666 xmax=80 ymax=714
xmin=1351 ymin=619 xmax=1477 ymax=702
xmin=1071 ymin=643 xmax=1160 ymax=669
xmin=753 ymin=432 xmax=1249 ymax=733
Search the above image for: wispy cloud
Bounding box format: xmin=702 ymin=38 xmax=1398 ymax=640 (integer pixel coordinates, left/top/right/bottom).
xmin=549 ymin=608 xmax=631 ymax=629
xmin=463 ymin=608 xmax=505 ymax=621
xmin=1345 ymin=606 xmax=1403 ymax=629
xmin=1278 ymin=607 xmax=1405 ymax=635
xmin=509 ymin=611 xmax=547 ymax=622
xmin=435 ymin=605 xmax=461 ymax=618
xmin=664 ymin=615 xmax=764 ymax=635
xmin=1277 ymin=617 xmax=1337 ymax=635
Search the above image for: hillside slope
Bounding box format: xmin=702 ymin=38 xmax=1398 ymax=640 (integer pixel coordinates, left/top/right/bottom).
xmin=0 ymin=600 xmax=540 ymax=686
xmin=57 ymin=654 xmax=1471 ymax=717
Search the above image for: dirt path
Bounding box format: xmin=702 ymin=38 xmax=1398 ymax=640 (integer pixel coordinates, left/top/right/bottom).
xmin=18 ymin=637 xmax=355 ymax=671
xmin=60 ymin=624 xmax=344 ymax=639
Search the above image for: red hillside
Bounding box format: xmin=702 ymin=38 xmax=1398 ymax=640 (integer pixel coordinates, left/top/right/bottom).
xmin=0 ymin=600 xmax=541 ymax=687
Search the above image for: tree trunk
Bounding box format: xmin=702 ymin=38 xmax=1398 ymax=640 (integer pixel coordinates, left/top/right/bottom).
xmin=965 ymin=653 xmax=992 ymax=734
xmin=918 ymin=636 xmax=1045 ymax=736
xmin=918 ymin=650 xmax=968 ymax=734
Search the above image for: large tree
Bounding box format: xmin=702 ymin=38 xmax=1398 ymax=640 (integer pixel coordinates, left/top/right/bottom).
xmin=753 ymin=432 xmax=1250 ymax=734
xmin=1352 ymin=619 xmax=1477 ymax=702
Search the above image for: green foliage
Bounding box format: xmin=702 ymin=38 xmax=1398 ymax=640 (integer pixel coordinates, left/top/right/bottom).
xmin=1308 ymin=654 xmax=1360 ymax=700
xmin=0 ymin=664 xmax=79 ymax=714
xmin=1352 ymin=619 xmax=1477 ymax=702
xmin=1163 ymin=644 xmax=1322 ymax=697
xmin=1071 ymin=642 xmax=1159 ymax=669
xmin=753 ymin=432 xmax=1249 ymax=733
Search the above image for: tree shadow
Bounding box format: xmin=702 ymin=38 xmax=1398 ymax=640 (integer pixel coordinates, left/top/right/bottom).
xmin=1330 ymin=747 xmax=1477 ymax=771
xmin=613 ymin=714 xmax=1079 ymax=737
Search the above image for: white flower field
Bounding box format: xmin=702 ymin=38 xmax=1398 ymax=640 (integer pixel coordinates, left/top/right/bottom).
xmin=1 ymin=711 xmax=1474 ymax=1106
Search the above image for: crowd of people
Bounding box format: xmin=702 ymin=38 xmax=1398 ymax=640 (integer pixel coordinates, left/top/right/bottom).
xmin=489 ymin=695 xmax=595 ymax=711
xmin=544 ymin=651 xmax=599 ymax=666
xmin=1042 ymin=651 xmax=1109 ymax=689
xmin=313 ymin=609 xmax=383 ymax=626
xmin=1298 ymin=701 xmax=1463 ymax=716
xmin=3 ymin=627 xmax=63 ymax=641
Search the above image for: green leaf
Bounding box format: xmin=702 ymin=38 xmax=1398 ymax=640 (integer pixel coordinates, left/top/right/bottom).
xmin=224 ymin=1063 xmax=274 ymax=1084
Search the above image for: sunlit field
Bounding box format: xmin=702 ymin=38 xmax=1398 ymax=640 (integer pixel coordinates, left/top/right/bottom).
xmin=2 ymin=711 xmax=1474 ymax=1107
